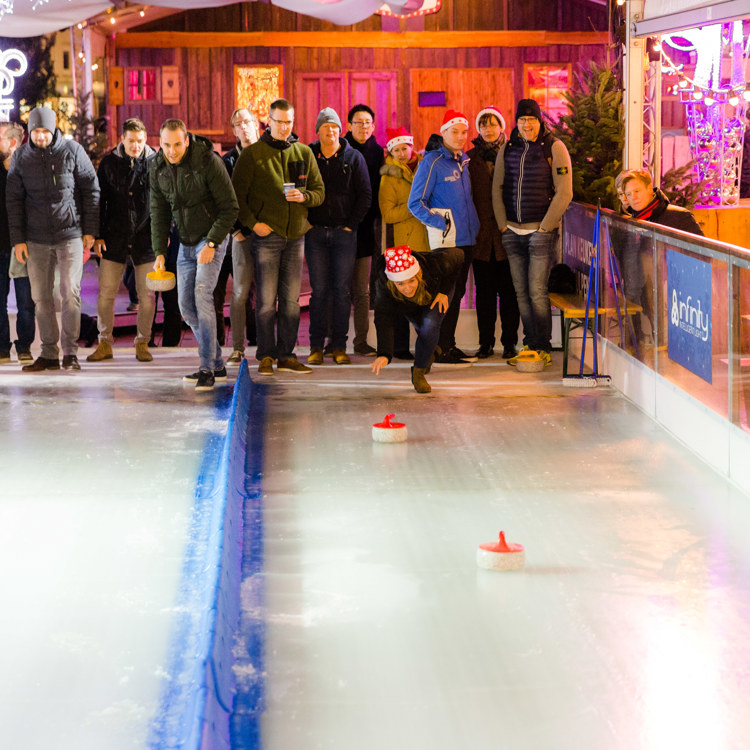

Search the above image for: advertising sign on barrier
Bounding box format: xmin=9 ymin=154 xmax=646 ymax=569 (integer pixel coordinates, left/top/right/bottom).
xmin=667 ymin=248 xmax=712 ymax=384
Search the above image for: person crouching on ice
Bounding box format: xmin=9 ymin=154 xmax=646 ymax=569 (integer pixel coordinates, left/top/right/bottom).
xmin=371 ymin=245 xmax=462 ymax=393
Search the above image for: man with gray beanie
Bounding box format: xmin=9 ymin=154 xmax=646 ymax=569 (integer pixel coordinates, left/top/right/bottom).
xmin=305 ymin=107 xmax=371 ymax=365
xmin=492 ymin=97 xmax=572 ymax=366
xmin=7 ymin=105 xmax=99 ymax=372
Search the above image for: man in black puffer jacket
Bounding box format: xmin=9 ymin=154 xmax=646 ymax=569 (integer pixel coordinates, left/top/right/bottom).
xmin=150 ymin=118 xmax=238 ymax=391
xmin=7 ymin=106 xmax=100 ymax=373
xmin=89 ymin=117 xmax=157 ymax=364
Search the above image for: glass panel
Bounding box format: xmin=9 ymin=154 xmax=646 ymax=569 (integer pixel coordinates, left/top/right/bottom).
xmin=734 ymin=266 xmax=750 ymax=432
xmin=142 ymin=70 xmax=156 ymax=101
xmin=525 ymin=65 xmax=570 ymax=122
xmin=128 ymin=69 xmax=141 ymax=101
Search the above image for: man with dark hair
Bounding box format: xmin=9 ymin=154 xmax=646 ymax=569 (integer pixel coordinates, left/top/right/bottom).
xmin=344 ymin=103 xmax=384 ymax=356
xmin=89 ymin=117 xmax=157 ymax=364
xmin=492 ymin=98 xmax=573 ymax=367
xmin=7 ymin=105 xmax=100 ymax=372
xmin=0 ymin=121 xmax=34 ymax=365
xmin=232 ymin=98 xmax=325 ymax=376
xmin=150 ymin=118 xmax=239 ymax=391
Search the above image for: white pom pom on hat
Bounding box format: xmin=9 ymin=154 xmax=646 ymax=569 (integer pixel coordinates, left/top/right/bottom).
xmin=384 ymin=245 xmax=420 ymax=282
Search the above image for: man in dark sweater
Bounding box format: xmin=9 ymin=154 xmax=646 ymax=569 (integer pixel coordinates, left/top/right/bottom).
xmin=0 ymin=121 xmax=34 ymax=365
xmin=344 ymin=104 xmax=385 ymax=356
xmin=306 ymin=108 xmax=371 ymax=365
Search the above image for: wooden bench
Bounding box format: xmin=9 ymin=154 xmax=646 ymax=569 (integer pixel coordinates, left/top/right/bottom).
xmin=549 ymin=292 xmax=642 ymax=376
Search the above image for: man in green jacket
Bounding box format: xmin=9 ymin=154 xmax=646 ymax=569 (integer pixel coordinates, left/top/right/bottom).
xmin=232 ymin=98 xmax=325 ymax=375
xmin=151 ymin=118 xmax=238 ymax=391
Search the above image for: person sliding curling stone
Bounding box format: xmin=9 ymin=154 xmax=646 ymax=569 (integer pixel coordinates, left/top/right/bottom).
xmin=371 ymin=245 xmax=462 ymax=393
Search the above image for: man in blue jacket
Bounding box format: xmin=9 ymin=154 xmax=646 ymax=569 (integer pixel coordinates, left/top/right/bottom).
xmin=306 ymin=108 xmax=371 ymax=365
xmin=7 ymin=106 xmax=99 ymax=372
xmin=408 ymin=109 xmax=479 ymax=364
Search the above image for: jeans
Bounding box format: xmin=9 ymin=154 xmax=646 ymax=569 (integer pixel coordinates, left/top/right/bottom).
xmin=97 ymin=258 xmax=155 ymax=345
xmin=0 ymin=253 xmax=35 ymax=353
xmin=472 ymin=256 xmax=520 ymax=350
xmin=176 ymin=238 xmax=227 ymax=371
xmin=406 ymin=286 xmax=454 ymax=369
xmin=230 ymin=235 xmax=254 ymax=351
xmin=502 ymin=229 xmax=557 ymax=352
xmin=437 ymin=246 xmax=471 ymax=352
xmin=305 ymin=226 xmax=357 ymax=351
xmin=252 ymin=231 xmax=304 ymax=361
xmin=26 ymin=238 xmax=84 ymax=359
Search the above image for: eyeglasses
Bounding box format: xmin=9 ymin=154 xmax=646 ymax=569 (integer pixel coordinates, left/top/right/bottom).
xmin=351 ymin=120 xmax=373 ymax=127
xmin=518 ymin=117 xmax=538 ymax=125
xmin=269 ymin=115 xmax=293 ymax=126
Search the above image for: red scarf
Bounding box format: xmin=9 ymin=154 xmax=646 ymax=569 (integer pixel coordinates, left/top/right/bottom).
xmin=632 ymin=196 xmax=661 ymax=221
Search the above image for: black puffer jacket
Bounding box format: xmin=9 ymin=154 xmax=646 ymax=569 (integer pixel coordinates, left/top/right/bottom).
xmin=307 ymin=138 xmax=371 ymax=230
xmin=6 ymin=129 xmax=100 ymax=246
xmin=97 ymin=142 xmax=156 ymax=264
xmin=150 ymin=133 xmax=238 ymax=254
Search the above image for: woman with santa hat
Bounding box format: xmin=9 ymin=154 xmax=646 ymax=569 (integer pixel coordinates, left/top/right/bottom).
xmin=371 ymin=244 xmax=463 ymax=393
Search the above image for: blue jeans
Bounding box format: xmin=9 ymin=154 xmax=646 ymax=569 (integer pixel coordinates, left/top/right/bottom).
xmin=26 ymin=238 xmax=83 ymax=359
xmin=0 ymin=253 xmax=35 ymax=353
xmin=502 ymin=229 xmax=557 ymax=352
xmin=252 ymin=231 xmax=304 ymax=361
xmin=406 ymin=285 xmax=454 ymax=369
xmin=230 ymin=235 xmax=254 ymax=351
xmin=305 ymin=226 xmax=357 ymax=350
xmin=176 ymin=238 xmax=228 ymax=371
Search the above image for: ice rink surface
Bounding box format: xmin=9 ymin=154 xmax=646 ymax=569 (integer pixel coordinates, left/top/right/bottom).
xmin=3 ymin=348 xmax=750 ymax=750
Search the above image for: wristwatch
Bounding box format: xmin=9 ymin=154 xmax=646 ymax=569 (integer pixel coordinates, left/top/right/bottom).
xmin=206 ymin=241 xmax=216 ymax=248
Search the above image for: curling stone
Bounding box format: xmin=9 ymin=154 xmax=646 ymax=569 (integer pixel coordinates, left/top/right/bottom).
xmin=146 ymin=269 xmax=176 ymax=292
xmin=477 ymin=531 xmax=525 ymax=571
xmin=372 ymin=413 xmax=407 ymax=443
xmin=515 ymin=350 xmax=545 ymax=373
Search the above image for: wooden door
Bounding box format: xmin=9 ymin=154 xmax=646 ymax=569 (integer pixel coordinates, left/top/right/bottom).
xmin=294 ymin=73 xmax=345 ymax=145
xmin=347 ymin=71 xmax=398 ymax=145
xmin=410 ymin=68 xmax=515 ymax=152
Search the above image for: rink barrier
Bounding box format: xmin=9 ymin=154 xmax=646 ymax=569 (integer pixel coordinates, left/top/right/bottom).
xmin=148 ymin=360 xmax=253 ymax=750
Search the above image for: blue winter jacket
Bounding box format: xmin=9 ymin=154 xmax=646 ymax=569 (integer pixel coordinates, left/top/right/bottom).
xmin=407 ymin=144 xmax=479 ymax=248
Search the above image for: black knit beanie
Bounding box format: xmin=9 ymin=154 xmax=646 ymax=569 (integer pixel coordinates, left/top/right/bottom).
xmin=515 ymin=99 xmax=543 ymax=122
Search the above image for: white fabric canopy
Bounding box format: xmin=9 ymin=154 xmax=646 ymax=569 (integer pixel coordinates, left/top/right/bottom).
xmin=0 ymin=0 xmax=422 ymax=38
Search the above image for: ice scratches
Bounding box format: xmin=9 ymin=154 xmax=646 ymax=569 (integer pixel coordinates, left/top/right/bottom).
xmin=52 ymin=631 xmax=105 ymax=658
xmin=85 ymin=698 xmax=150 ymax=728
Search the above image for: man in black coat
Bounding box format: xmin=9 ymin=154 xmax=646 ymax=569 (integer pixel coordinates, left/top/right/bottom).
xmin=89 ymin=118 xmax=156 ymax=363
xmin=7 ymin=106 xmax=100 ymax=372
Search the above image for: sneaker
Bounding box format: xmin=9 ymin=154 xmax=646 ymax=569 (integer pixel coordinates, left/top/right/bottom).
xmin=17 ymin=350 xmax=33 ymax=363
xmin=451 ymin=346 xmax=478 ymax=363
xmin=227 ymin=350 xmax=244 ymax=365
xmin=0 ymin=350 xmax=10 ymax=364
xmin=183 ymin=367 xmax=227 ymax=382
xmin=22 ymin=356 xmax=60 ymax=372
xmin=195 ymin=369 xmax=215 ymax=391
xmin=354 ymin=342 xmax=377 ymax=357
xmin=87 ymin=340 xmax=113 ymax=362
xmin=135 ymin=342 xmax=153 ymax=362
xmin=433 ymin=347 xmax=472 ymax=365
xmin=332 ymin=349 xmax=351 ymax=365
xmin=507 ymin=345 xmax=532 ymax=366
xmin=501 ymin=346 xmax=518 ymax=360
xmin=257 ymin=356 xmax=274 ymax=375
xmin=538 ymin=350 xmax=552 ymax=367
xmin=277 ymin=357 xmax=312 ymax=374
xmin=475 ymin=345 xmax=494 ymax=359
xmin=62 ymin=355 xmax=81 ymax=370
xmin=307 ymin=348 xmax=324 ymax=366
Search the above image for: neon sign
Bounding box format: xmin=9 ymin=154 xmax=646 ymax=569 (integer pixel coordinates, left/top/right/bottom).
xmin=0 ymin=48 xmax=28 ymax=121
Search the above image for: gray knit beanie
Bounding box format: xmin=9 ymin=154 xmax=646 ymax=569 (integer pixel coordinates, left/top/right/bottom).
xmin=28 ymin=106 xmax=57 ymax=134
xmin=315 ymin=107 xmax=342 ymax=133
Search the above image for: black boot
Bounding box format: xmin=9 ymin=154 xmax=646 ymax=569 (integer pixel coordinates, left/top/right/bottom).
xmin=411 ymin=366 xmax=431 ymax=394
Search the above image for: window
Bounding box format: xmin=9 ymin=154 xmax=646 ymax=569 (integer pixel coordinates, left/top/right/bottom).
xmin=524 ymin=64 xmax=572 ymax=123
xmin=127 ymin=68 xmax=157 ymax=102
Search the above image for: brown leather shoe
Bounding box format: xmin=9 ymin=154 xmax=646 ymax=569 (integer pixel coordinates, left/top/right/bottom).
xmin=332 ymin=350 xmax=351 ymax=365
xmin=87 ymin=340 xmax=113 ymax=362
xmin=22 ymin=356 xmax=60 ymax=372
xmin=307 ymin=348 xmax=324 ymax=366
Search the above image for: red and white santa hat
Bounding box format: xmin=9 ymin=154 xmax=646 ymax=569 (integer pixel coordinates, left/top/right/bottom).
xmin=440 ymin=109 xmax=469 ymax=133
xmin=384 ymin=245 xmax=420 ymax=282
xmin=475 ymin=106 xmax=506 ymax=133
xmin=386 ymin=126 xmax=414 ymax=152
